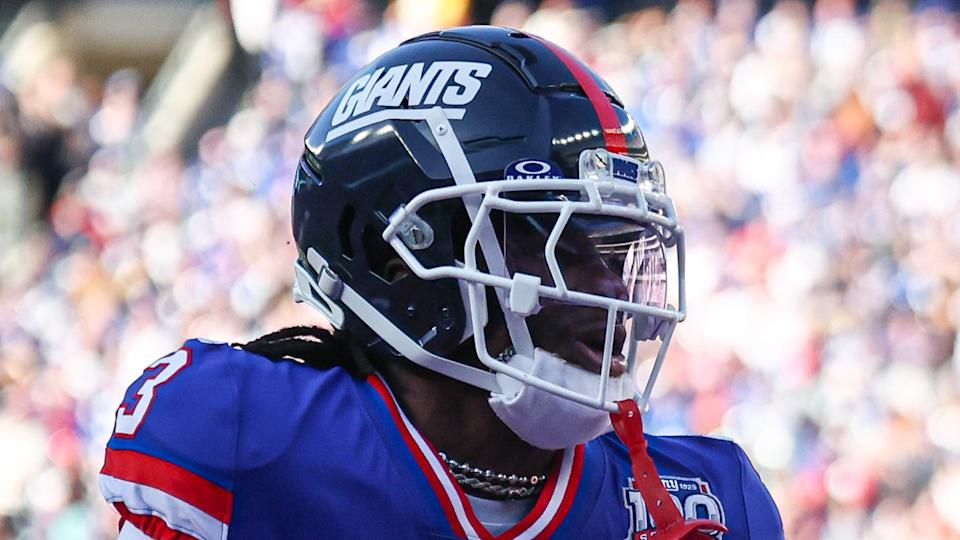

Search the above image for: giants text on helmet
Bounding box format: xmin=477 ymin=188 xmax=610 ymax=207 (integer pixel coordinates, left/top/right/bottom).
xmin=331 ymin=61 xmax=493 ymax=127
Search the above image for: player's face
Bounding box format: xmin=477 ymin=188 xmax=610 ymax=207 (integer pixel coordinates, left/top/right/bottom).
xmin=485 ymin=212 xmax=648 ymax=377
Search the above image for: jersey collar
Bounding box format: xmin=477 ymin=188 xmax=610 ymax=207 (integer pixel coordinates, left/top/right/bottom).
xmin=367 ymin=374 xmax=585 ymax=540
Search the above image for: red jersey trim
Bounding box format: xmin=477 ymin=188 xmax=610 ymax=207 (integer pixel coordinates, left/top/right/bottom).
xmin=368 ymin=375 xmax=473 ymax=538
xmin=102 ymin=448 xmax=233 ymax=524
xmin=530 ymin=447 xmax=584 ymax=539
xmin=368 ymin=374 xmax=584 ymax=540
xmin=114 ymin=502 xmax=199 ymax=540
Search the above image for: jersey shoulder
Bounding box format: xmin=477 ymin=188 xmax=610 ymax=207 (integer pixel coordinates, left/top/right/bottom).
xmin=99 ymin=338 xmax=358 ymax=539
xmin=596 ymin=432 xmax=785 ymax=540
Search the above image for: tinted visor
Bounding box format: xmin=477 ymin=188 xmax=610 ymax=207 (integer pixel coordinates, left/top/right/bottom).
xmin=497 ymin=212 xmax=667 ymax=340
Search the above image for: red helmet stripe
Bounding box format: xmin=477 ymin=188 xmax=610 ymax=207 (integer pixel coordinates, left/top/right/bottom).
xmin=532 ymin=36 xmax=628 ymax=154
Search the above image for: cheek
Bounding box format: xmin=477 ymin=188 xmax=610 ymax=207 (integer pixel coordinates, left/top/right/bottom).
xmin=507 ymin=252 xmax=557 ymax=287
xmin=525 ymin=304 xmax=579 ymax=344
xmin=481 ymin=290 xmax=511 ymax=350
xmin=557 ymin=259 xmax=610 ymax=292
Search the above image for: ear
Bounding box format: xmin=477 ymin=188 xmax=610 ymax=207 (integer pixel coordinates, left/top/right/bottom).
xmin=381 ymin=257 xmax=410 ymax=283
xmin=362 ymin=226 xmax=410 ymax=284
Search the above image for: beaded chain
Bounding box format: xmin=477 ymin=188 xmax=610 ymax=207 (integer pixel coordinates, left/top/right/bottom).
xmin=439 ymin=452 xmax=547 ymax=499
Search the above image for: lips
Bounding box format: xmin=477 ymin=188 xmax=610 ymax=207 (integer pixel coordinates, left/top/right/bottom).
xmin=569 ymin=324 xmax=627 ymax=377
xmin=525 ymin=303 xmax=629 ymax=377
xmin=572 ymin=340 xmax=626 ymax=376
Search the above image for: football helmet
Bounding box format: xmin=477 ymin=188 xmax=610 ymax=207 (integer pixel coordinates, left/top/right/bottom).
xmin=292 ymin=26 xmax=685 ymax=413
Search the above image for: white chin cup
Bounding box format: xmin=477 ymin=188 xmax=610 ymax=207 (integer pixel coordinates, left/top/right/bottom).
xmin=488 ymin=348 xmax=637 ymax=450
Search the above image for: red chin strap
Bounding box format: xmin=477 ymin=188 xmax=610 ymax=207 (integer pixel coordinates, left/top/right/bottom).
xmin=611 ymin=400 xmax=728 ymax=540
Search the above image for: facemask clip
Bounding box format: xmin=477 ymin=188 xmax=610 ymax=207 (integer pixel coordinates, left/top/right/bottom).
xmin=508 ymin=273 xmax=542 ymax=316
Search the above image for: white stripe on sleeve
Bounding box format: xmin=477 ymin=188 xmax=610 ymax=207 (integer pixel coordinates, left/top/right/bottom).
xmin=99 ymin=474 xmax=228 ymax=540
xmin=118 ymin=520 xmax=151 ymax=540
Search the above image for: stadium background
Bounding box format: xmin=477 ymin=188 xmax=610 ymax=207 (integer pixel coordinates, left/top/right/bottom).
xmin=0 ymin=0 xmax=958 ymax=537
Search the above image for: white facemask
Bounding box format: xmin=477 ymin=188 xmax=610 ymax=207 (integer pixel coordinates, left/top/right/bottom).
xmin=488 ymin=348 xmax=638 ymax=450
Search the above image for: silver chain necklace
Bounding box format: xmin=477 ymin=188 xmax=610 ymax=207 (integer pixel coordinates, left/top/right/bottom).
xmin=438 ymin=452 xmax=547 ymax=500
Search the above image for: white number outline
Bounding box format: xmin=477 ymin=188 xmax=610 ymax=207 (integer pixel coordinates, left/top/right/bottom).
xmin=622 ymin=476 xmax=726 ymax=539
xmin=114 ymin=348 xmax=192 ymax=438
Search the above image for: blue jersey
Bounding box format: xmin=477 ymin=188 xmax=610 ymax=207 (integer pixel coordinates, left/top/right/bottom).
xmin=100 ymin=339 xmax=783 ymax=539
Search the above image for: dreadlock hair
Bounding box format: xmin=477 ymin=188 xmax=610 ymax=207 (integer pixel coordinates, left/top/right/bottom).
xmin=237 ymin=326 xmax=376 ymax=379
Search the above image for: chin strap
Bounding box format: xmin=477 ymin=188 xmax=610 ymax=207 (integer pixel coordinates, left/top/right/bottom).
xmin=611 ymin=400 xmax=728 ymax=540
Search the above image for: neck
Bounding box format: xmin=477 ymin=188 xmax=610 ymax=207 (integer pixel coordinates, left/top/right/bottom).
xmin=375 ymin=356 xmax=557 ymax=482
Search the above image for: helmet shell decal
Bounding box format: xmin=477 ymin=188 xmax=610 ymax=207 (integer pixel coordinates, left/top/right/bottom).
xmin=504 ymin=159 xmax=563 ymax=180
xmin=331 ymin=61 xmax=492 ymax=128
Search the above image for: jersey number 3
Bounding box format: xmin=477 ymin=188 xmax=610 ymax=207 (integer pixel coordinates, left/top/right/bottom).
xmin=114 ymin=349 xmax=191 ymax=437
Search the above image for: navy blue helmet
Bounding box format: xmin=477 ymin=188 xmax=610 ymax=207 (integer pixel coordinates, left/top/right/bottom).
xmin=292 ymin=26 xmax=683 ymax=412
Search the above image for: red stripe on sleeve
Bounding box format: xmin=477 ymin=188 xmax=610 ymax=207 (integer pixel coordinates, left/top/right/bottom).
xmin=102 ymin=448 xmax=233 ymax=524
xmin=532 ymin=36 xmax=629 ymax=155
xmin=113 ymin=502 xmax=199 ymax=540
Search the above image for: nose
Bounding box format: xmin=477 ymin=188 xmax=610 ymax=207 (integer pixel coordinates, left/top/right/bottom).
xmin=597 ymin=266 xmax=629 ymax=302
xmin=567 ymin=256 xmax=628 ymax=302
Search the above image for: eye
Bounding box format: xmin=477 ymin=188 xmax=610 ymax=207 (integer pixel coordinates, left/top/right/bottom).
xmin=603 ymin=252 xmax=627 ymax=274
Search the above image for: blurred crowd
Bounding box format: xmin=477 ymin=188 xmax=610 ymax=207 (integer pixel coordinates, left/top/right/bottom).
xmin=1 ymin=0 xmax=959 ymax=538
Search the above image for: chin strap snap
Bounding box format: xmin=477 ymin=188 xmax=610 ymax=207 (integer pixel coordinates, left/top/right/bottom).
xmin=611 ymin=400 xmax=728 ymax=540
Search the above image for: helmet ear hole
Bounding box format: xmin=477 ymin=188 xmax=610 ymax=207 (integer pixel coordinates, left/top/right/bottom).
xmin=451 ymin=208 xmax=471 ymax=263
xmin=338 ymin=205 xmax=356 ymax=259
xmin=381 ymin=259 xmax=410 ymax=284
xmin=363 ymin=225 xmax=408 ymax=284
